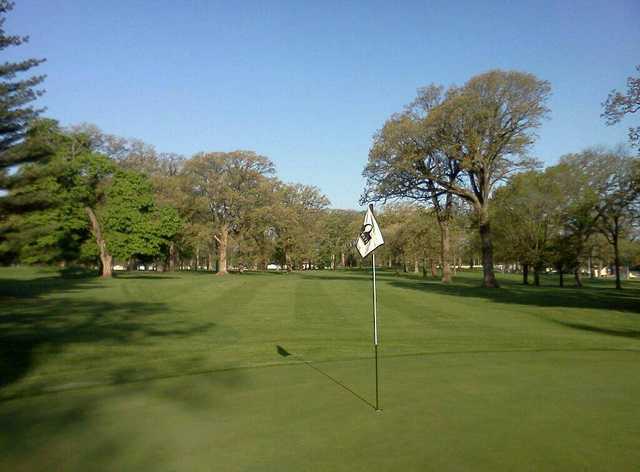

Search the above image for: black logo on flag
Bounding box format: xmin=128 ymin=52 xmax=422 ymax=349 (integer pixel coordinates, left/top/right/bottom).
xmin=360 ymin=223 xmax=373 ymax=244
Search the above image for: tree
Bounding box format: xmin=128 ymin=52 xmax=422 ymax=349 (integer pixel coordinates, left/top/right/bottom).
xmin=183 ymin=151 xmax=275 ymax=275
xmin=492 ymin=170 xmax=563 ymax=286
xmin=272 ymin=182 xmax=329 ymax=270
xmin=593 ymin=150 xmax=639 ymax=289
xmin=544 ymin=158 xmax=595 ymax=287
xmin=398 ymin=205 xmax=441 ymax=276
xmin=602 ymin=65 xmax=640 ymax=154
xmin=0 ymin=119 xmax=64 ymax=219
xmin=0 ymin=0 xmax=46 ymax=168
xmin=375 ymin=203 xmax=410 ymax=272
xmin=0 ymin=121 xmax=117 ymax=274
xmin=147 ymin=152 xmax=188 ymax=271
xmin=234 ymin=177 xmax=281 ymax=270
xmin=319 ymin=209 xmax=361 ymax=270
xmin=0 ymin=122 xmax=182 ymax=276
xmin=363 ymin=85 xmax=459 ymax=283
xmin=364 ymin=70 xmax=551 ymax=287
xmin=102 ymin=170 xmax=182 ymax=267
xmin=551 ymin=149 xmax=631 ymax=288
xmin=432 ymin=71 xmax=550 ymax=288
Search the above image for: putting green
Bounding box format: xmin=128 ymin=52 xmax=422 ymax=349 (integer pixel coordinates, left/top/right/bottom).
xmin=1 ymin=268 xmax=639 ymax=470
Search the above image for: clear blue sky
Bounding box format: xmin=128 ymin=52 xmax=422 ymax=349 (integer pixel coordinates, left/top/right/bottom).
xmin=6 ymin=0 xmax=640 ymax=209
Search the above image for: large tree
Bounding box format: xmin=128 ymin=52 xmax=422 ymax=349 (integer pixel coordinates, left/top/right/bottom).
xmin=1 ymin=121 xmax=181 ymax=276
xmin=591 ymin=150 xmax=639 ymax=289
xmin=102 ymin=170 xmax=182 ymax=268
xmin=363 ymin=85 xmax=459 ymax=283
xmin=272 ymin=182 xmax=329 ymax=270
xmin=319 ymin=209 xmax=361 ymax=270
xmin=0 ymin=121 xmax=116 ymax=273
xmin=0 ymin=1 xmax=45 ymax=169
xmin=364 ymin=70 xmax=551 ymax=287
xmin=183 ymin=151 xmax=275 ymax=275
xmin=602 ymin=65 xmax=640 ymax=154
xmin=492 ymin=170 xmax=563 ymax=286
xmin=553 ymin=150 xmax=617 ymax=287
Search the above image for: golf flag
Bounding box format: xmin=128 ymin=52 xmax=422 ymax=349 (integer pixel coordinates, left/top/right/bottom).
xmin=357 ymin=205 xmax=384 ymax=258
xmin=359 ymin=204 xmax=384 ymax=411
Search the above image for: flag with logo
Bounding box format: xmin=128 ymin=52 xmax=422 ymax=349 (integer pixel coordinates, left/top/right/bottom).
xmin=356 ymin=205 xmax=384 ymax=258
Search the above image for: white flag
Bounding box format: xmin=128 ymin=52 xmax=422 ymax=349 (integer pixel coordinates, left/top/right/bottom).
xmin=356 ymin=205 xmax=384 ymax=258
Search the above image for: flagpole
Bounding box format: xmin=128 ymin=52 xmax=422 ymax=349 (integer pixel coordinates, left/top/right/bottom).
xmin=358 ymin=203 xmax=383 ymax=413
xmin=372 ymin=252 xmax=380 ymax=411
xmin=370 ymin=206 xmax=380 ymax=411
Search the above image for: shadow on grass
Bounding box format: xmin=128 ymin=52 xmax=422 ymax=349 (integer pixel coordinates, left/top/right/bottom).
xmin=545 ymin=319 xmax=640 ymax=339
xmin=387 ymin=275 xmax=640 ymax=314
xmin=276 ymin=345 xmax=377 ymax=410
xmin=0 ymin=273 xmax=100 ymax=299
xmin=0 ymin=361 xmax=248 ymax=469
xmin=298 ymin=271 xmax=405 ymax=283
xmin=113 ymin=273 xmax=180 ymax=280
xmin=0 ymin=298 xmax=214 ymax=399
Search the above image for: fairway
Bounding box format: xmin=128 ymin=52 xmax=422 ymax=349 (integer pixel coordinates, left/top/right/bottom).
xmin=1 ymin=268 xmax=640 ymax=471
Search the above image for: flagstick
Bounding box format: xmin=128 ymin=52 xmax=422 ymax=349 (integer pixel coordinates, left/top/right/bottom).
xmin=372 ymin=252 xmax=381 ymax=412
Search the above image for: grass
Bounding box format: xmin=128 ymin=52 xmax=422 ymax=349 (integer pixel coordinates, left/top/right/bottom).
xmin=1 ymin=266 xmax=639 ymax=470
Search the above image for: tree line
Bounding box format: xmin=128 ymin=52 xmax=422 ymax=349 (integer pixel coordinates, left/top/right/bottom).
xmin=363 ymin=70 xmax=640 ymax=289
xmin=0 ymin=2 xmax=638 ymax=287
xmin=0 ymin=119 xmax=373 ymax=275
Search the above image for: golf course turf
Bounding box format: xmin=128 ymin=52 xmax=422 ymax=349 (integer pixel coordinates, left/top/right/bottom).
xmin=1 ymin=267 xmax=639 ymax=470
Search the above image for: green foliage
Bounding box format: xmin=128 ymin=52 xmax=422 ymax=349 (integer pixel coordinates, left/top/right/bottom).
xmin=317 ymin=209 xmax=361 ymax=268
xmin=1 ymin=121 xmax=182 ymax=268
xmin=0 ymin=120 xmax=106 ymax=264
xmin=0 ymin=0 xmax=46 ymax=161
xmin=184 ymin=151 xmax=275 ymax=233
xmin=364 ymin=70 xmax=551 ymax=287
xmin=602 ymin=64 xmax=640 ymax=153
xmin=492 ymin=169 xmax=563 ymax=271
xmin=102 ymin=170 xmax=182 ymax=261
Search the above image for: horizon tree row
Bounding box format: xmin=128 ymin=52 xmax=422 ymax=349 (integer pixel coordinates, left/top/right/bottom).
xmin=1 ymin=2 xmax=638 ymax=287
xmin=363 ymin=69 xmax=640 ymax=289
xmin=0 ymin=119 xmax=371 ymax=275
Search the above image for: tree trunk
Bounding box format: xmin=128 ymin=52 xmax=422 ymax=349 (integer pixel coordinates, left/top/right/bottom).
xmin=614 ymin=232 xmax=621 ymax=290
xmin=208 ymin=246 xmax=215 ymax=271
xmin=574 ymin=267 xmax=582 ymax=288
xmin=340 ymin=252 xmax=346 ymax=268
xmin=533 ymin=266 xmax=540 ymax=286
xmin=169 ymin=241 xmax=176 ymax=272
xmin=430 ymin=258 xmax=437 ymax=277
xmin=478 ymin=209 xmax=499 ymax=288
xmin=559 ymin=269 xmax=564 ymax=288
xmin=439 ymin=219 xmax=452 ymax=283
xmin=414 ymin=258 xmax=419 ymax=273
xmin=522 ymin=263 xmax=529 ymax=285
xmin=216 ymin=225 xmax=228 ymax=276
xmin=85 ymin=207 xmax=112 ymax=278
xmin=331 ymin=254 xmax=336 ymax=270
xmin=285 ymin=251 xmax=292 ymax=272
